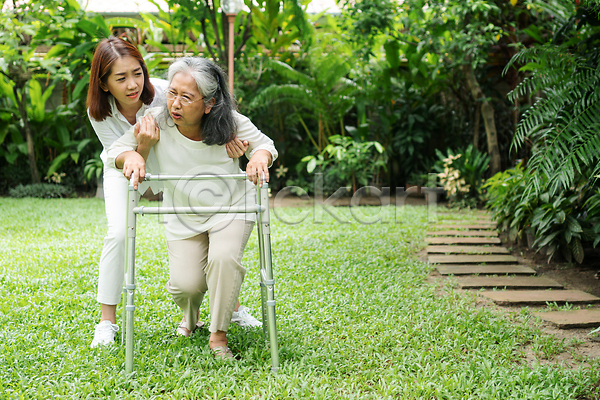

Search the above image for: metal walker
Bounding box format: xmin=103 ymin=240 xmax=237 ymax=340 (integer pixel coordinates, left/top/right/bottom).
xmin=121 ymin=173 xmax=279 ymax=375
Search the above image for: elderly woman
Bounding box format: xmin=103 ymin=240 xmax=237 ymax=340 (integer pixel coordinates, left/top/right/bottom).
xmin=87 ymin=38 xmax=259 ymax=349
xmin=107 ymin=57 xmax=277 ymax=359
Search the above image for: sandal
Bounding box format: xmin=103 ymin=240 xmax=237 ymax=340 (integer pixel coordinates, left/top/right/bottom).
xmin=211 ymin=345 xmax=235 ymax=360
xmin=176 ymin=319 xmax=205 ymax=338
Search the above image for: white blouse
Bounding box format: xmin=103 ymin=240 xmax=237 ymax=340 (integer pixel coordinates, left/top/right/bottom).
xmin=88 ymin=77 xmax=168 ymax=163
xmin=107 ymin=107 xmax=278 ymax=240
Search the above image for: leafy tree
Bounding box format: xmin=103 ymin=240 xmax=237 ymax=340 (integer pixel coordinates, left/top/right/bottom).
xmin=0 ymin=0 xmax=108 ymax=188
xmin=249 ymin=45 xmax=356 ymax=154
xmin=0 ymin=1 xmax=59 ymax=183
xmin=484 ymin=0 xmax=600 ymax=263
xmin=142 ymin=0 xmax=309 ymax=69
xmin=395 ymin=0 xmax=505 ymax=175
xmin=507 ymin=0 xmax=600 ymax=195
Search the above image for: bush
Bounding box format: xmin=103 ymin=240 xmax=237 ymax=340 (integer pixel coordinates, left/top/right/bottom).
xmin=434 ymin=145 xmax=490 ymax=208
xmin=9 ymin=184 xmax=72 ymax=199
xmin=485 ymin=166 xmax=599 ymax=263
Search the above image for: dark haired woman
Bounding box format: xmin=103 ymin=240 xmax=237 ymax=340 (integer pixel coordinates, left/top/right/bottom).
xmin=87 ymin=39 xmax=257 ymax=349
xmin=107 ymin=57 xmax=277 ymax=359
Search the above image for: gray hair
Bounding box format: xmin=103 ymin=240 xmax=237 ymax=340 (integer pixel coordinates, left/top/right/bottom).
xmin=165 ymin=57 xmax=237 ymax=145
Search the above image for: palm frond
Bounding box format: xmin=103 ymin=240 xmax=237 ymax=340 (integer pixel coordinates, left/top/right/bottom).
xmin=267 ymin=59 xmax=314 ymax=87
xmin=509 ymin=41 xmax=600 ymax=195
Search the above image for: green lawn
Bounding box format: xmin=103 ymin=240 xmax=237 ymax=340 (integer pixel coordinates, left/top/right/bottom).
xmin=0 ymin=198 xmax=598 ymax=399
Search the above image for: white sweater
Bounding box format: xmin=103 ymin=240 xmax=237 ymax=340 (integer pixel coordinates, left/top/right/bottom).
xmin=88 ymin=78 xmax=169 ymax=194
xmin=88 ymin=78 xmax=168 ymax=164
xmin=107 ymin=107 xmax=278 ymax=240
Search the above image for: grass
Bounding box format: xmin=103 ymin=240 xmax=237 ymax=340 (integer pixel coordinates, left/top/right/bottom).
xmin=0 ymin=198 xmax=599 ymax=399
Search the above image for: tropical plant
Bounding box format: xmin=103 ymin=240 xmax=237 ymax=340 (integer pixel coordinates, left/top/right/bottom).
xmin=83 ymin=154 xmax=104 ymax=184
xmin=483 ymin=163 xmax=536 ymax=241
xmin=248 ymin=0 xmax=312 ymax=57
xmin=302 ymin=135 xmax=387 ymax=194
xmin=0 ymin=0 xmax=106 ymax=190
xmin=388 ymin=0 xmax=508 ymax=175
xmin=484 ymin=1 xmax=600 ymax=262
xmin=530 ymin=191 xmax=588 ymax=264
xmin=485 ymin=166 xmax=599 ymax=263
xmin=434 ymin=145 xmax=490 ymax=208
xmin=506 ymin=1 xmax=600 ymax=197
xmin=249 ymin=44 xmax=356 ymax=154
xmin=0 ymin=1 xmax=63 ymax=183
xmin=584 ymin=188 xmax=600 ymax=248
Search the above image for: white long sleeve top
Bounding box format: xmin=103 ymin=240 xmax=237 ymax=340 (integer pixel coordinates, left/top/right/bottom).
xmin=88 ymin=77 xmax=168 ymax=163
xmin=107 ymin=107 xmax=278 ymax=240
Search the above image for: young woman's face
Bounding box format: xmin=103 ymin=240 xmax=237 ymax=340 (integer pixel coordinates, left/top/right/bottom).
xmin=102 ymin=56 xmax=145 ymax=108
xmin=167 ymin=72 xmax=213 ymax=135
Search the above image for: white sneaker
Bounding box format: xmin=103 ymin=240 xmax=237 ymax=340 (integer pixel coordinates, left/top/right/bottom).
xmin=91 ymin=320 xmax=119 ymax=348
xmin=231 ymin=306 xmax=262 ymax=328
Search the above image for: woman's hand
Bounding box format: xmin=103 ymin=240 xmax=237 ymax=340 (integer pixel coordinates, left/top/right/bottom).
xmin=134 ymin=115 xmax=160 ymax=161
xmin=246 ymin=149 xmax=272 ymax=187
xmin=225 ymin=136 xmax=249 ymax=159
xmin=116 ymin=151 xmax=147 ymax=190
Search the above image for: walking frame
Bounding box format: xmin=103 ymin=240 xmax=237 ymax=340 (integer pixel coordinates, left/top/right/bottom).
xmin=121 ymin=172 xmax=279 ymax=375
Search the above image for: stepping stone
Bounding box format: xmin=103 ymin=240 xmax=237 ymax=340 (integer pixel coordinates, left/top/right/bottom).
xmin=427 ymin=230 xmax=498 ymax=237
xmin=428 ymin=254 xmax=518 ymax=264
xmin=437 ymin=264 xmax=536 ymax=276
xmin=533 ymin=309 xmax=600 ymax=329
xmin=432 ymin=224 xmax=497 ymax=230
xmin=426 ymin=237 xmax=502 ymax=245
xmin=456 ymin=276 xmax=563 ymax=290
xmin=426 ymin=245 xmax=510 ymax=254
xmin=480 ymin=290 xmax=600 ymax=306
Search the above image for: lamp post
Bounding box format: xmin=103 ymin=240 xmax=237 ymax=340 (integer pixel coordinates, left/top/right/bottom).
xmin=222 ymin=0 xmax=243 ymax=94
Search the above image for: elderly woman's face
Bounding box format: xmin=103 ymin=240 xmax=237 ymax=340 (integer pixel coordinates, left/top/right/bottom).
xmin=167 ymin=72 xmax=212 ymax=135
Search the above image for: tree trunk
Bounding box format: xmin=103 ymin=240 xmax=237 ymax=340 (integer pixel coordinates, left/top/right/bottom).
xmin=511 ymin=97 xmax=519 ymax=166
xmin=462 ymin=64 xmax=502 ymax=175
xmin=14 ymin=86 xmax=41 ymax=184
xmin=473 ymin=102 xmax=481 ymax=151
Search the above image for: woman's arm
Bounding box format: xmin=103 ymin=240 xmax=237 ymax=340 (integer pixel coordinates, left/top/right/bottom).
xmin=246 ymin=150 xmax=273 ymax=187
xmin=88 ymin=107 xmax=158 ymax=162
xmin=115 ymin=151 xmax=147 ymax=190
xmin=108 ymin=115 xmax=158 ymax=189
xmin=234 ymin=112 xmax=278 ymax=163
xmin=88 ymin=109 xmax=122 ymax=151
xmin=225 ymin=136 xmax=249 ymax=159
xmin=233 ymin=112 xmax=278 ymax=186
xmin=133 ymin=115 xmax=160 ymax=161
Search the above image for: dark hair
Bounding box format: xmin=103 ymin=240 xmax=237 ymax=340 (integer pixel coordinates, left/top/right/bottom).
xmin=166 ymin=57 xmax=237 ymax=145
xmin=87 ymin=37 xmax=155 ymax=121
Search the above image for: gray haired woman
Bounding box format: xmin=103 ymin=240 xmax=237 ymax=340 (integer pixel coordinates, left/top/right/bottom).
xmin=107 ymin=57 xmax=277 ymax=359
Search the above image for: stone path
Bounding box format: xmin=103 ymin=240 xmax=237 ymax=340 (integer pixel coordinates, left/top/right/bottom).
xmin=427 ymin=212 xmax=600 ymax=330
xmin=426 ymin=237 xmax=502 ymax=245
xmin=426 ymin=245 xmax=510 ymax=254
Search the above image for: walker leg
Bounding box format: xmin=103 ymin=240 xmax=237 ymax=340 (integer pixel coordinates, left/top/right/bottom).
xmin=256 ymin=181 xmax=279 ymax=372
xmin=257 ymin=226 xmax=268 ymax=338
xmin=124 ymin=185 xmax=138 ymax=376
xmin=121 ymin=285 xmax=127 ymax=344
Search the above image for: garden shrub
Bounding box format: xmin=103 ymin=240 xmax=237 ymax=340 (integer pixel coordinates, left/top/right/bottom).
xmin=434 ymin=144 xmax=490 ymax=208
xmin=485 ymin=166 xmax=599 ymax=263
xmin=9 ymin=183 xmax=72 ymax=199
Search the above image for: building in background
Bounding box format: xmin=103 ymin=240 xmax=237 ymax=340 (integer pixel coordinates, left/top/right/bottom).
xmin=82 ymin=0 xmax=341 ymax=16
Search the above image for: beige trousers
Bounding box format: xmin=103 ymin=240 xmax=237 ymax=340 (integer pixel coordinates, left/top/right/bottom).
xmin=166 ymin=219 xmax=254 ymax=333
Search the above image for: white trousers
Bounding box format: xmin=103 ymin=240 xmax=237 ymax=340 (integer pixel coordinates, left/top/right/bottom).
xmin=96 ymin=166 xmax=139 ymax=305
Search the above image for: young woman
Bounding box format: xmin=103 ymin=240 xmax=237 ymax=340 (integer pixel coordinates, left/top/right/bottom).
xmin=107 ymin=57 xmax=277 ymax=359
xmin=87 ymin=38 xmax=259 ymax=349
